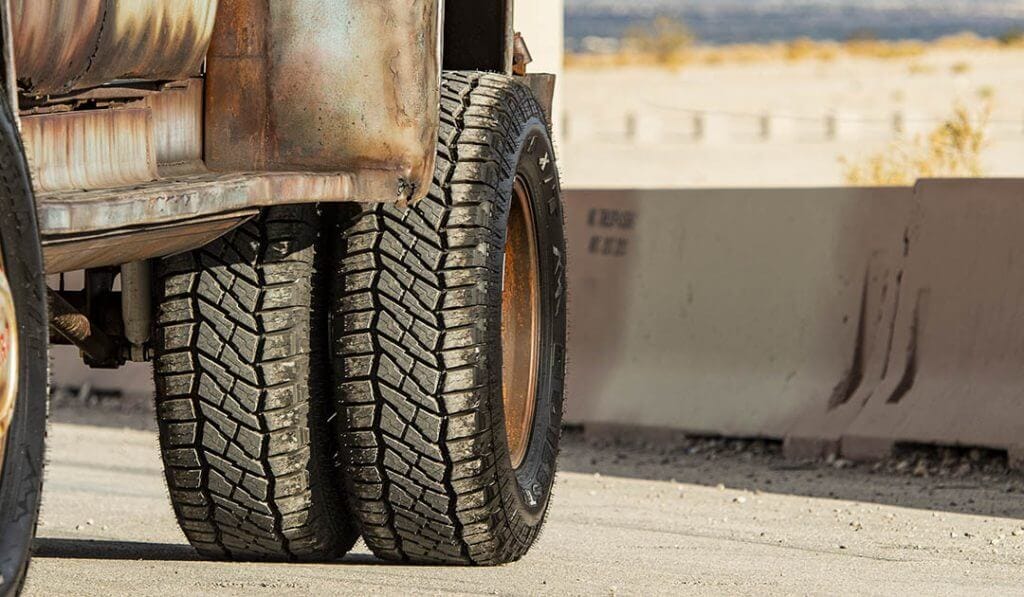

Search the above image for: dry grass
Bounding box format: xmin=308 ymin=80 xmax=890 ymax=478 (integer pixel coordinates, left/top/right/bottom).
xmin=844 ymin=39 xmax=926 ymax=59
xmin=998 ymin=27 xmax=1024 ymax=46
xmin=950 ymin=61 xmax=972 ymax=74
xmin=622 ymin=16 xmax=695 ymax=68
xmin=841 ymin=103 xmax=991 ymax=186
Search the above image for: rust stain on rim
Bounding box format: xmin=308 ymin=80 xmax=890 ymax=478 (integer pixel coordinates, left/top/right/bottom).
xmin=0 ymin=259 xmax=19 ymax=474
xmin=502 ymin=177 xmax=542 ymax=469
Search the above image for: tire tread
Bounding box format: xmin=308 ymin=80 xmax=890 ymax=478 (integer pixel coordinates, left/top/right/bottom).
xmin=155 ymin=206 xmax=357 ymax=561
xmin=334 ymin=72 xmax=553 ymax=565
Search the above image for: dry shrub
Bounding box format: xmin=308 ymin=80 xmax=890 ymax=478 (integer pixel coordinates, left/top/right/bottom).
xmin=999 ymin=27 xmax=1024 ymax=47
xmin=785 ymin=38 xmax=840 ymax=61
xmin=950 ymin=61 xmax=972 ymax=74
xmin=844 ymin=39 xmax=925 ymax=59
xmin=842 ymin=103 xmax=991 ymax=186
xmin=623 ymin=16 xmax=695 ymax=67
xmin=933 ymin=32 xmax=995 ymax=50
xmin=907 ymin=62 xmax=934 ymax=75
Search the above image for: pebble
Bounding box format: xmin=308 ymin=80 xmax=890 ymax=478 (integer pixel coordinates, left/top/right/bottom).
xmin=733 ymin=496 xmax=747 ymax=504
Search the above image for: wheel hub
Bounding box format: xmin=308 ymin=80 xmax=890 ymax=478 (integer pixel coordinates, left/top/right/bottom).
xmin=501 ymin=176 xmax=541 ymax=470
xmin=0 ymin=261 xmax=18 ymax=471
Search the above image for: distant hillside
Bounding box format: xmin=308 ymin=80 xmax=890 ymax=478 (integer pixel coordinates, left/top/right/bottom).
xmin=565 ymin=0 xmax=1024 ymax=50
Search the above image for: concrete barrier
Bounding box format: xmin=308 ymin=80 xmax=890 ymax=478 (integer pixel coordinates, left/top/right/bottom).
xmin=566 ymin=182 xmax=1024 ymax=468
xmin=839 ymin=179 xmax=1024 ymax=467
xmin=564 ymin=187 xmax=912 ymax=439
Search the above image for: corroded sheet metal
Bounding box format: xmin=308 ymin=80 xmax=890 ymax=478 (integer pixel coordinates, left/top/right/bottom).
xmin=146 ymin=79 xmax=204 ymax=172
xmin=21 ymin=109 xmax=158 ymax=193
xmin=206 ymin=0 xmax=441 ymax=203
xmin=22 ymin=111 xmax=156 ymax=194
xmin=37 ymin=171 xmax=352 ymax=236
xmin=42 ymin=212 xmax=253 ymax=273
xmin=9 ymin=0 xmax=104 ymax=94
xmin=11 ymin=0 xmax=218 ymax=95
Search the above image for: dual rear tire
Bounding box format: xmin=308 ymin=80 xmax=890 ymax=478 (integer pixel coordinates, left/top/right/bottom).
xmin=154 ymin=72 xmax=567 ymax=565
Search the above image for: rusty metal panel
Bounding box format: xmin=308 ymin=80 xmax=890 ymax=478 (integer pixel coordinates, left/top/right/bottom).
xmin=205 ymin=0 xmax=441 ymax=203
xmin=21 ymin=109 xmax=158 ymax=193
xmin=9 ymin=0 xmax=104 ymax=95
xmin=36 ymin=171 xmax=353 ymax=236
xmin=146 ymin=79 xmax=204 ymax=172
xmin=11 ymin=0 xmax=218 ymax=95
xmin=42 ymin=212 xmax=253 ymax=273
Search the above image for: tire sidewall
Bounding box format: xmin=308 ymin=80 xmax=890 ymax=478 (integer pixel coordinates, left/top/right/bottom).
xmin=491 ymin=117 xmax=567 ymax=527
xmin=0 ymin=100 xmax=48 ymax=595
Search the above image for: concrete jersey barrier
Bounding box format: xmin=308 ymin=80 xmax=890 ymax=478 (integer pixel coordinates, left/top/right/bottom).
xmin=565 ymin=182 xmax=1024 ymax=468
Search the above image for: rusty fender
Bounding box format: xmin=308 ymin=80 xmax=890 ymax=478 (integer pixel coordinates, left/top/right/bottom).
xmin=205 ymin=0 xmax=441 ymax=203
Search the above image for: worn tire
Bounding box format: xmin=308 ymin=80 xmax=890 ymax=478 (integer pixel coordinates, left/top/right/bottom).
xmin=0 ymin=94 xmax=47 ymax=596
xmin=332 ymin=72 xmax=567 ymax=565
xmin=154 ymin=205 xmax=359 ymax=561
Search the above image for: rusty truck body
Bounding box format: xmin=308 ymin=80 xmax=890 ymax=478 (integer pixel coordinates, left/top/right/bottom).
xmin=0 ymin=2 xmax=566 ymax=591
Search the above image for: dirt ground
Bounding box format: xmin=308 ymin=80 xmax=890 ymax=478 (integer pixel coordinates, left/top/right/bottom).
xmin=560 ymin=48 xmax=1024 ymax=188
xmin=20 ymin=396 xmax=1024 ymax=596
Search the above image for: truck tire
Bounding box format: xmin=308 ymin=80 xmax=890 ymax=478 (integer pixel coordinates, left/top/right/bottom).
xmin=0 ymin=94 xmax=48 ymax=596
xmin=332 ymin=72 xmax=567 ymax=565
xmin=154 ymin=205 xmax=359 ymax=562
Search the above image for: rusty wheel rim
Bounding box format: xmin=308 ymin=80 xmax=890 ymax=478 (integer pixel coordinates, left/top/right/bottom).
xmin=502 ymin=176 xmax=541 ymax=470
xmin=0 ymin=261 xmax=18 ymax=474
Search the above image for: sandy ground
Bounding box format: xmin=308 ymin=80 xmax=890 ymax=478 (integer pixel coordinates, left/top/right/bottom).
xmin=560 ymin=48 xmax=1024 ymax=188
xmin=21 ymin=400 xmax=1024 ymax=596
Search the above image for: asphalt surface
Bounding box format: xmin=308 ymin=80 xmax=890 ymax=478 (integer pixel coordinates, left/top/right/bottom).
xmin=21 ymin=402 xmax=1024 ymax=596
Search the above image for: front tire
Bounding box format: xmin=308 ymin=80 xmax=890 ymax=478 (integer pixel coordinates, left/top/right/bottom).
xmin=0 ymin=95 xmax=48 ymax=596
xmin=332 ymin=72 xmax=567 ymax=565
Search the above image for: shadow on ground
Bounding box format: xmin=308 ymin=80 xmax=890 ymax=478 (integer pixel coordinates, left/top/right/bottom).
xmin=32 ymin=538 xmax=387 ymax=566
xmin=558 ymin=428 xmax=1024 ymax=521
xmin=49 ymin=389 xmax=157 ymax=432
xmin=44 ymin=401 xmax=1024 ymax=526
xmin=34 ymin=538 xmax=199 ymax=562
